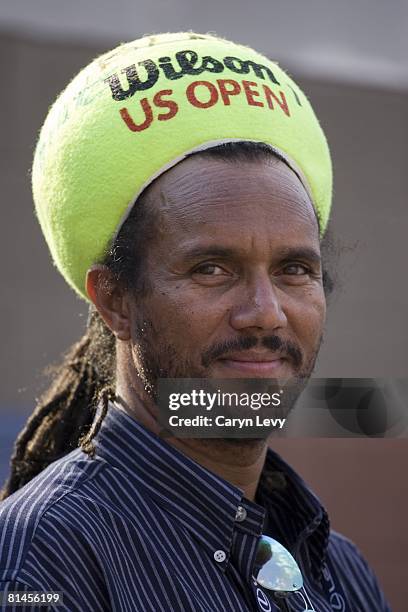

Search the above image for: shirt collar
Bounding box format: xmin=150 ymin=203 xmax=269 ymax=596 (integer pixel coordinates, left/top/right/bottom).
xmin=93 ymin=402 xmax=329 ymax=577
xmin=93 ymin=402 xmax=264 ymax=570
xmin=258 ymin=449 xmax=330 ymax=580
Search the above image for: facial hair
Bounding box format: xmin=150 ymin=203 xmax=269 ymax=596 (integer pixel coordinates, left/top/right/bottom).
xmin=130 ymin=312 xmax=322 ymax=423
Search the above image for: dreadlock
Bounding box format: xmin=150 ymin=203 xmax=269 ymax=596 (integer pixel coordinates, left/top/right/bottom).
xmin=0 ymin=183 xmax=157 ymax=500
xmin=0 ymin=142 xmax=335 ymax=500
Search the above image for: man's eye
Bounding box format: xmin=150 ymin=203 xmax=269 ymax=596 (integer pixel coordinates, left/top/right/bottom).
xmin=282 ymin=263 xmax=311 ymax=275
xmin=193 ymin=263 xmax=227 ymax=275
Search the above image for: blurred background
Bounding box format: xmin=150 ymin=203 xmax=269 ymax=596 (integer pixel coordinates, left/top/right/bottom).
xmin=0 ymin=0 xmax=407 ymax=608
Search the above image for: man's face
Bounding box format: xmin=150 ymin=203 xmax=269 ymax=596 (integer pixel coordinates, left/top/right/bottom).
xmin=125 ymin=155 xmax=326 ymax=395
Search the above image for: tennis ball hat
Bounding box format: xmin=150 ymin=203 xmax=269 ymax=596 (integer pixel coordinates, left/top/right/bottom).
xmin=32 ymin=32 xmax=333 ymax=301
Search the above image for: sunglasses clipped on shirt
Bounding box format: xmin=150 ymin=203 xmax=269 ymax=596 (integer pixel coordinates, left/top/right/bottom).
xmin=253 ymin=535 xmax=315 ymax=611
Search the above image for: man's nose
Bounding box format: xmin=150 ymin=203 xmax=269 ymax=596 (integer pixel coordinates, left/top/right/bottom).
xmin=229 ymin=273 xmax=288 ymax=332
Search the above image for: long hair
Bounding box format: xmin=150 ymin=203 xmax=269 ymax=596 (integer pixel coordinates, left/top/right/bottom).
xmin=0 ymin=180 xmax=156 ymax=500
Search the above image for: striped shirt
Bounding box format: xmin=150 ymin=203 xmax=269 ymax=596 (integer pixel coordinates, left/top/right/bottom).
xmin=0 ymin=403 xmax=390 ymax=611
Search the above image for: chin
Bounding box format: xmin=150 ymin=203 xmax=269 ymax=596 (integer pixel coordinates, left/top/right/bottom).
xmin=219 ymin=438 xmax=266 ymax=447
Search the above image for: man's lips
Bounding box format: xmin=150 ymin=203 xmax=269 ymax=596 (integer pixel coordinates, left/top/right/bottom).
xmin=215 ymin=350 xmax=289 ymax=376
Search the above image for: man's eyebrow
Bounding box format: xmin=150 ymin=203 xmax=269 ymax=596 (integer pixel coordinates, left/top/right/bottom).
xmin=278 ymin=247 xmax=321 ymax=265
xmin=178 ymin=246 xmax=237 ymax=260
xmin=178 ymin=245 xmax=321 ymax=264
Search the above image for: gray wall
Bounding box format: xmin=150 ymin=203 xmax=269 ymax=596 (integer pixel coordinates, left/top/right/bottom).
xmin=1 ymin=0 xmax=407 ymax=89
xmin=0 ymin=31 xmax=407 ymax=609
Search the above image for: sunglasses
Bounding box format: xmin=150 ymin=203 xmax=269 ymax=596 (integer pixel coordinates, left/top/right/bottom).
xmin=253 ymin=535 xmax=315 ymax=611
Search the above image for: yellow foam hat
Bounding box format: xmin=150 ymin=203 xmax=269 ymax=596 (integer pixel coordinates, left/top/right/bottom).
xmin=32 ymin=32 xmax=332 ymax=300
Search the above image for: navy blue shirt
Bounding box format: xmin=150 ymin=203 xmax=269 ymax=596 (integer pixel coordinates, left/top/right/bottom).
xmin=0 ymin=403 xmax=390 ymax=611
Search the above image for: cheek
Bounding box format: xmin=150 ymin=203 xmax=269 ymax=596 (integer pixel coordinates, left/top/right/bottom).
xmin=137 ymin=288 xmax=225 ymax=349
xmin=285 ymin=290 xmax=326 ymax=346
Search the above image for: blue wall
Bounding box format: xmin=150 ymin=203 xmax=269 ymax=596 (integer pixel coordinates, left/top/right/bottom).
xmin=0 ymin=409 xmax=32 ymax=487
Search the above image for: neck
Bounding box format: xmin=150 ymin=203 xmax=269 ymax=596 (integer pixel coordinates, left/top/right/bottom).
xmin=115 ymin=357 xmax=267 ymax=502
xmin=169 ymin=437 xmax=268 ymax=501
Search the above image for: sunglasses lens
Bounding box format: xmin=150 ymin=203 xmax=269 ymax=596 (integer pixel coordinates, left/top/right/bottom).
xmin=253 ymin=535 xmax=303 ymax=592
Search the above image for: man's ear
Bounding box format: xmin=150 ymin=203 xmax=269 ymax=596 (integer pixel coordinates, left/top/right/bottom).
xmin=86 ymin=265 xmax=131 ymax=341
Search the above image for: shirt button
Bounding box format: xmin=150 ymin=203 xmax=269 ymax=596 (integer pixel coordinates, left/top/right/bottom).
xmin=235 ymin=505 xmax=247 ymax=523
xmin=214 ymin=550 xmax=227 ymax=563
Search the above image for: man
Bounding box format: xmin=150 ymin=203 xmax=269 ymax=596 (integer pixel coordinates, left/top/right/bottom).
xmin=0 ymin=33 xmax=390 ymax=611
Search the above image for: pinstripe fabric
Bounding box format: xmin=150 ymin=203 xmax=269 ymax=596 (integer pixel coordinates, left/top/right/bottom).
xmin=0 ymin=403 xmax=390 ymax=611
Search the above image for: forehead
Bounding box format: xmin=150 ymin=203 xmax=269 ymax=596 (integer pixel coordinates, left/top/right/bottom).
xmin=144 ymin=155 xmax=320 ymax=246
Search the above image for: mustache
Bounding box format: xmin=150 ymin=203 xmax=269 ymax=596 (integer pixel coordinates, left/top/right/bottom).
xmin=201 ymin=335 xmax=303 ymax=369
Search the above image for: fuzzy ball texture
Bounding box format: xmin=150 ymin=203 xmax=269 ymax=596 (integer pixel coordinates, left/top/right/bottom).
xmin=32 ymin=32 xmax=333 ymax=300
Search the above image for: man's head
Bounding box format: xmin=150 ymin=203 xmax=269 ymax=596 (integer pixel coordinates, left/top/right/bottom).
xmin=32 ymin=32 xmax=332 ymax=301
xmin=1 ymin=34 xmax=334 ymax=500
xmin=87 ymin=142 xmax=326 ymax=404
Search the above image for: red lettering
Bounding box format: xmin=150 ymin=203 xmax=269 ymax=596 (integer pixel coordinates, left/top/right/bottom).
xmin=120 ymin=99 xmax=153 ymax=132
xmin=242 ymin=80 xmax=263 ymax=107
xmin=217 ymin=79 xmax=241 ymax=105
xmin=186 ymin=81 xmax=219 ymax=108
xmin=262 ymin=86 xmax=290 ymax=116
xmin=153 ymin=89 xmax=178 ymax=121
